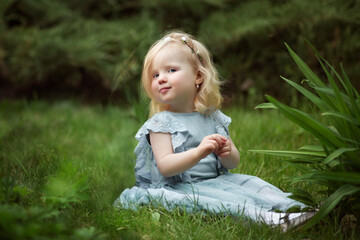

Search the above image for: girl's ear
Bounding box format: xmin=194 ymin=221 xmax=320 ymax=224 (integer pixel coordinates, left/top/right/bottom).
xmin=195 ymin=71 xmax=204 ymax=85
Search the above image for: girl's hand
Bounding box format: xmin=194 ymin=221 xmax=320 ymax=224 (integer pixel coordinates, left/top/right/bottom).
xmin=216 ymin=138 xmax=232 ymax=158
xmin=196 ymin=134 xmax=227 ymax=159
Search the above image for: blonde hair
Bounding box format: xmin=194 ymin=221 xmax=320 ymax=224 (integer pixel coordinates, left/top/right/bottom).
xmin=141 ymin=31 xmax=223 ymax=117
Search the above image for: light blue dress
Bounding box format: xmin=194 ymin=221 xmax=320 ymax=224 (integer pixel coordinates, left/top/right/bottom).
xmin=114 ymin=110 xmax=305 ymax=225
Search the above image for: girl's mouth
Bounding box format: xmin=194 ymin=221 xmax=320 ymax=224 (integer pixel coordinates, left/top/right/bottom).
xmin=160 ymin=87 xmax=171 ymax=93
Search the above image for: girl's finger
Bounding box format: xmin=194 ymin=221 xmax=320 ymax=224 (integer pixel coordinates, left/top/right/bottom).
xmin=207 ymin=135 xmax=221 ymax=147
xmin=209 ymin=140 xmax=219 ymax=150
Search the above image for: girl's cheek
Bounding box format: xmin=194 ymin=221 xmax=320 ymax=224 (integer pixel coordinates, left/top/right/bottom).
xmin=151 ymin=82 xmax=156 ymax=91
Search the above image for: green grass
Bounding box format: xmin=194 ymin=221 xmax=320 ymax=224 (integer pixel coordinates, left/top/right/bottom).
xmin=0 ymin=100 xmax=357 ymax=239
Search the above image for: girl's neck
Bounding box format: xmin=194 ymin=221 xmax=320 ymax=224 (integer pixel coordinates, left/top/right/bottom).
xmin=166 ymin=111 xmax=199 ymax=116
xmin=167 ymin=104 xmax=195 ymax=113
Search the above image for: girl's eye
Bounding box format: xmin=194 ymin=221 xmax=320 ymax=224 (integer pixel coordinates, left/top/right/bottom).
xmin=168 ymin=68 xmax=176 ymax=73
xmin=153 ymin=73 xmax=159 ymax=78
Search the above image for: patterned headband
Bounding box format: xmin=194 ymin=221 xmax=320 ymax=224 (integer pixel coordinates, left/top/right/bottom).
xmin=163 ymin=36 xmax=203 ymax=63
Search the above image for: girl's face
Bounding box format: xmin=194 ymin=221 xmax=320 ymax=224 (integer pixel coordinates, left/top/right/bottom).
xmin=150 ymin=44 xmax=202 ymax=113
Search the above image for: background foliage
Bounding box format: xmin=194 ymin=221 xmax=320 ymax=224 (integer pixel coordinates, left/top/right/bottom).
xmin=1 ymin=0 xmax=359 ymax=106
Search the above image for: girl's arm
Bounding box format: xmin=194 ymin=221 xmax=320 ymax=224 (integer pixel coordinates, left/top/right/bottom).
xmin=150 ymin=132 xmax=225 ymax=177
xmin=216 ymin=138 xmax=240 ymax=169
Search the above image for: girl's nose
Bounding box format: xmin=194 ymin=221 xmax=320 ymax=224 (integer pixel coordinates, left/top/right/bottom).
xmin=158 ymin=74 xmax=167 ymax=84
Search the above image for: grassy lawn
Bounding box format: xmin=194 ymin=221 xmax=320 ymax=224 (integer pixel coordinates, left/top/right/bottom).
xmin=0 ymin=100 xmax=356 ymax=239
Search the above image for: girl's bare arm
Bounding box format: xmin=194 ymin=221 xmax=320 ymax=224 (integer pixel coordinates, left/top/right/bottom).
xmin=150 ymin=132 xmax=225 ymax=177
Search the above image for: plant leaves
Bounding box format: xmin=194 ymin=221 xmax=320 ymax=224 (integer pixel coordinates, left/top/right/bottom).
xmin=284 ymin=43 xmax=325 ymax=88
xmin=322 ymin=112 xmax=360 ymax=126
xmin=287 ymin=188 xmax=316 ymax=206
xmin=280 ymin=76 xmax=330 ymax=111
xmin=298 ymin=145 xmax=324 ymax=152
xmin=303 ymin=184 xmax=360 ymax=228
xmin=254 ymin=102 xmax=277 ymax=109
xmin=312 ymin=172 xmax=360 ymax=185
xmin=266 ymin=95 xmax=346 ymax=150
xmin=249 ymin=149 xmax=326 ymax=157
xmin=291 ymin=172 xmax=360 ymax=186
xmin=322 ymin=148 xmax=358 ymax=164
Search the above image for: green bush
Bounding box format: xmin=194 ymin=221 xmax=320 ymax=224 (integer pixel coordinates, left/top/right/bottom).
xmin=2 ymin=16 xmax=158 ymax=100
xmin=252 ymin=42 xmax=360 ymax=228
xmin=198 ymin=0 xmax=360 ymax=104
xmin=1 ymin=0 xmax=159 ymax=102
xmin=0 ymin=0 xmax=359 ymax=105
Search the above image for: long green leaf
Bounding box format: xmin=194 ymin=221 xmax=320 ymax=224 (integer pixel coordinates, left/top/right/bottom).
xmin=285 ymin=43 xmax=335 ymax=105
xmin=340 ymin=63 xmax=360 ymax=101
xmin=312 ymin=87 xmax=351 ymax=105
xmin=303 ymin=39 xmax=355 ymax=111
xmin=340 ymin=63 xmax=360 ymax=122
xmin=249 ymin=149 xmax=325 ymax=164
xmin=289 ymin=188 xmax=315 ymax=201
xmin=323 ymin=58 xmax=354 ymax=100
xmin=291 ymin=175 xmax=329 ymax=186
xmin=317 ymin=56 xmax=348 ymax=114
xmin=322 ymin=147 xmax=356 ymax=165
xmin=266 ymin=95 xmax=346 ymax=149
xmin=335 ymin=135 xmax=360 ymax=148
xmin=268 ymin=95 xmax=360 ymax=165
xmin=303 ymin=184 xmax=360 ymax=228
xmin=287 ymin=194 xmax=315 ymax=207
xmin=322 ymin=112 xmax=360 ymax=126
xmin=337 ymin=64 xmax=360 ymax=143
xmin=254 ymin=103 xmax=277 ymax=109
xmin=285 ymin=43 xmax=325 ymax=88
xmin=298 ymin=145 xmax=324 ymax=152
xmin=280 ymin=76 xmax=330 ymax=111
xmin=292 ymin=171 xmax=360 ymax=185
xmin=249 ymin=149 xmax=326 ymax=158
xmin=314 ymin=172 xmax=360 ymax=184
xmin=317 ymin=58 xmax=358 ymax=142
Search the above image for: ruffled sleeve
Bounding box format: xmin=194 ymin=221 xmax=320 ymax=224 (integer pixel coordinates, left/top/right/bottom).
xmin=211 ymin=110 xmax=232 ymax=174
xmin=211 ymin=110 xmax=231 ymax=138
xmin=133 ymin=111 xmax=192 ymax=188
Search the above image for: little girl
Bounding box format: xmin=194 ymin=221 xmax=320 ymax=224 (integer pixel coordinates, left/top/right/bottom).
xmin=114 ymin=31 xmax=314 ymax=230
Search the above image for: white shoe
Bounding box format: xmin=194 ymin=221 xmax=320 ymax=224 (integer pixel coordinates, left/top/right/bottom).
xmin=280 ymin=211 xmax=317 ymax=232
